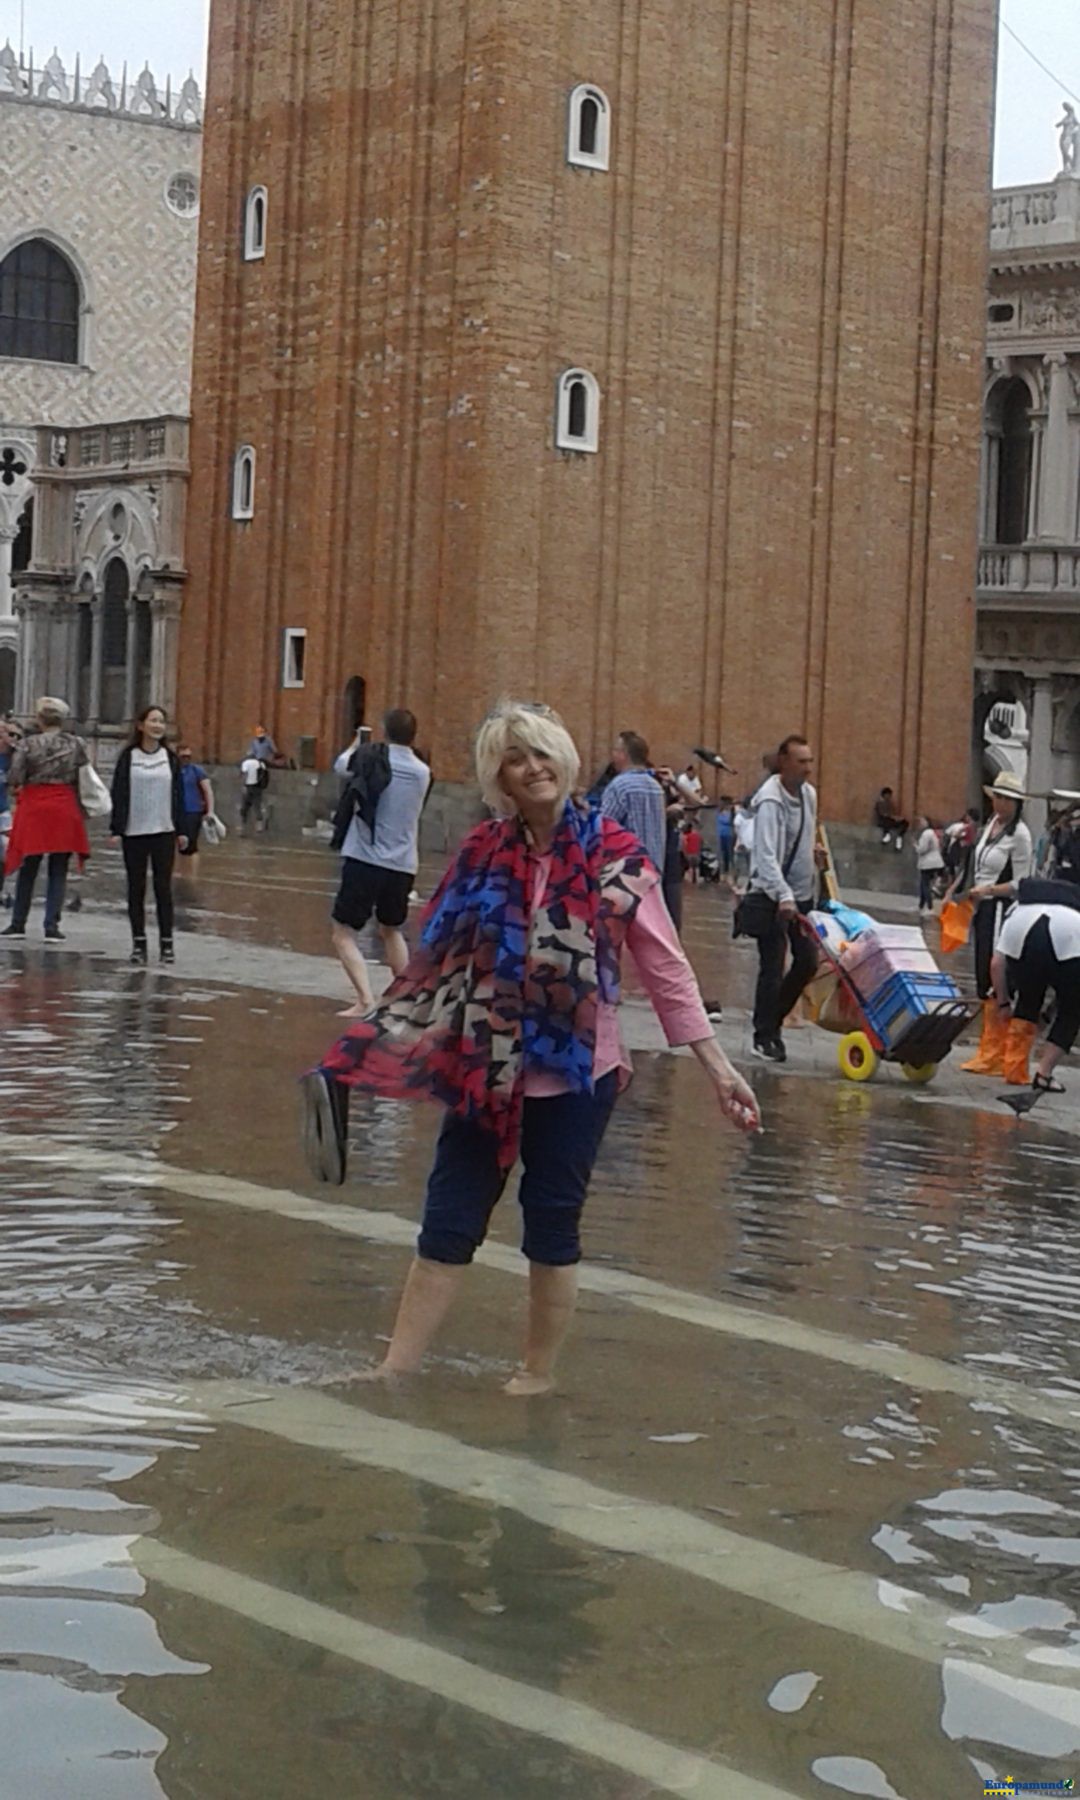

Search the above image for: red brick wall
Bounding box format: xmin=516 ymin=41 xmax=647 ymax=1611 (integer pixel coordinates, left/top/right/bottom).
xmin=181 ymin=0 xmax=994 ymax=821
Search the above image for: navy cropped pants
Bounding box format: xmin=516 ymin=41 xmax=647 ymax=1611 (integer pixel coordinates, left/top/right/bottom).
xmin=418 ymin=1074 xmax=618 ymax=1268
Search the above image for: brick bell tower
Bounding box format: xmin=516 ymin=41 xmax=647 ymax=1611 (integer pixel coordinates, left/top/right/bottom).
xmin=182 ymin=0 xmax=996 ymax=821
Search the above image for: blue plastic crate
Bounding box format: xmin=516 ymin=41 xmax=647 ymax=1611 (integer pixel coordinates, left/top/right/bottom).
xmin=863 ymin=970 xmax=960 ymax=1045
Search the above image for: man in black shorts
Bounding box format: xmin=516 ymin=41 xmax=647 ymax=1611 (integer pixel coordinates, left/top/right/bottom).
xmin=331 ymin=708 xmax=432 ymax=1016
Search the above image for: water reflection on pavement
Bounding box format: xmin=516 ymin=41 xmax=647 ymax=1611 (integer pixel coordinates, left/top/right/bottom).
xmin=0 ymin=844 xmax=1078 ymax=1799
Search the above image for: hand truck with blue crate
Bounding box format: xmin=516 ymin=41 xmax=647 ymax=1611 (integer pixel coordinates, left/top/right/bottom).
xmin=798 ymin=915 xmax=979 ymax=1084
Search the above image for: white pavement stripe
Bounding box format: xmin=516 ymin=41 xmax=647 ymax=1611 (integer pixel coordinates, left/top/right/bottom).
xmin=189 ymin=1380 xmax=1074 ymax=1694
xmin=3 ymin=1130 xmax=1079 ymax=1439
xmin=136 ymin=1538 xmax=789 ymax=1800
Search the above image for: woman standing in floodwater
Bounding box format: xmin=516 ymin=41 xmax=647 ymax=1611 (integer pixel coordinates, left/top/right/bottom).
xmin=302 ymin=699 xmax=760 ymax=1395
xmin=110 ymin=706 xmax=186 ymax=965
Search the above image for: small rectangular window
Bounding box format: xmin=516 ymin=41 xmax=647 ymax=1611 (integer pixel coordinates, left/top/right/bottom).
xmin=282 ymin=628 xmax=306 ymax=689
xmin=145 ymin=423 xmax=166 ymax=458
xmin=81 ymin=430 xmax=102 ymax=466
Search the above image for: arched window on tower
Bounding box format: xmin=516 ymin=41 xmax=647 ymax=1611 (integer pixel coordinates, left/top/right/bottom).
xmin=556 ymin=368 xmax=601 ymax=454
xmin=0 ymin=238 xmax=80 ymax=364
xmin=244 ymin=185 xmax=268 ymax=261
xmin=567 ymin=85 xmax=611 ymax=171
xmin=232 ymin=445 xmax=256 ymax=519
xmin=986 ymin=376 xmax=1033 ymax=546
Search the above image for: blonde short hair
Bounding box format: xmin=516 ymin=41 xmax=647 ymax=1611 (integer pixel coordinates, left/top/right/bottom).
xmin=475 ymin=700 xmax=581 ymax=816
xmin=36 ymin=696 xmax=70 ymax=728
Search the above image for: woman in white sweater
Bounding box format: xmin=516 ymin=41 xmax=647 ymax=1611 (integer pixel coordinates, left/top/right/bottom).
xmin=109 ymin=707 xmax=186 ymax=965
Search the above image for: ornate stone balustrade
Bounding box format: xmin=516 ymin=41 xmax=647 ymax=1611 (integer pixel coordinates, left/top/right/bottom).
xmin=991 ymin=178 xmax=1080 ymax=253
xmin=0 ymin=44 xmax=201 ymax=127
xmin=978 ymin=545 xmax=1080 ymax=597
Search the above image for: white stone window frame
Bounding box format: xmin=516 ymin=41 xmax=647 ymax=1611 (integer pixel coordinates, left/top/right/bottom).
xmin=244 ymin=185 xmax=268 ymax=261
xmin=555 ymin=368 xmax=601 ymax=454
xmin=0 ymin=227 xmax=95 ymax=368
xmin=567 ymin=85 xmax=611 ymax=172
xmin=232 ymin=445 xmax=256 ymax=520
xmin=282 ymin=627 xmax=307 ymax=689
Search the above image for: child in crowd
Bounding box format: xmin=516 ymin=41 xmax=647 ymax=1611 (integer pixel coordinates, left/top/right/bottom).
xmin=914 ymin=814 xmax=944 ymax=913
xmin=682 ymin=819 xmax=703 ymax=883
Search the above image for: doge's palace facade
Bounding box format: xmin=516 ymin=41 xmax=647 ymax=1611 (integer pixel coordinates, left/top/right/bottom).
xmin=0 ymin=47 xmax=201 ymax=738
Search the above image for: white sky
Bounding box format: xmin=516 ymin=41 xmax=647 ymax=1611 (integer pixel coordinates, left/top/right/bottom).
xmin=1 ymin=1 xmax=1072 ymax=187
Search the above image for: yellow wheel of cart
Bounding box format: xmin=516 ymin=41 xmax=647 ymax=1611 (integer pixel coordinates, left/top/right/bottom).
xmin=901 ymin=1062 xmax=937 ymax=1085
xmin=838 ymin=1031 xmax=879 ymax=1083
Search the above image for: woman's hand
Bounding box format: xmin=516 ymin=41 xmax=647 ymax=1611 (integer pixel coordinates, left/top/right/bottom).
xmin=109 ymin=835 xmax=119 ymax=848
xmin=178 ymin=836 xmax=189 ymax=853
xmin=969 ymin=884 xmax=991 ymax=902
xmin=715 ymin=1068 xmax=762 ymax=1134
xmin=690 ymin=1036 xmax=762 ymax=1133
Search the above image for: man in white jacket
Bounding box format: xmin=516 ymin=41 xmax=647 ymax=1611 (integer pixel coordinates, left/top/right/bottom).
xmin=747 ymin=735 xmax=820 ymax=1064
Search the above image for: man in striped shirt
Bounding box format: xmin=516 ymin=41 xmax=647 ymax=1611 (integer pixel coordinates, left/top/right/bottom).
xmin=600 ymin=730 xmax=666 ymax=873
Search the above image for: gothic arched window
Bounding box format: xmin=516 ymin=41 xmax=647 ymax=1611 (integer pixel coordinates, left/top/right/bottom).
xmin=232 ymin=445 xmax=256 ymax=519
xmin=101 ymin=557 xmax=130 ymax=725
xmin=244 ymin=186 xmax=268 ymax=261
xmin=556 ymin=368 xmax=601 ymax=454
xmin=0 ymin=239 xmax=80 ymax=364
xmin=568 ymin=86 xmax=611 ymax=171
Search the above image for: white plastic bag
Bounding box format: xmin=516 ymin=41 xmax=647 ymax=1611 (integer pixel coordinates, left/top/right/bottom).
xmin=78 ymin=760 xmax=111 ymax=818
xmin=202 ymin=813 xmax=227 ymax=847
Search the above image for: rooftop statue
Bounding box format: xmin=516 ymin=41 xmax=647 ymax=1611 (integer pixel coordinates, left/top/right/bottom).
xmin=1059 ymin=102 xmax=1079 ymax=177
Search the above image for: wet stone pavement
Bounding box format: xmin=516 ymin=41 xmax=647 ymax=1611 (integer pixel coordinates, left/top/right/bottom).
xmin=0 ymin=837 xmax=1079 ymax=1799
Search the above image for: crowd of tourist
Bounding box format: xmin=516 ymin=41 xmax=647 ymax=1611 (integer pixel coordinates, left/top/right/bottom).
xmin=5 ymin=688 xmax=1080 ymax=1381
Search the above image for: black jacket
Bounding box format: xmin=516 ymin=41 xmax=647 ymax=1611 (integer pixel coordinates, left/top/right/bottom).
xmin=331 ymin=742 xmax=392 ymax=851
xmin=110 ymin=745 xmax=184 ymax=837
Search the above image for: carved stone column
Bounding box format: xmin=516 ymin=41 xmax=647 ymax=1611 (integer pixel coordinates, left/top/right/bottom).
xmin=124 ymin=599 xmax=139 ymax=722
xmin=980 ymin=428 xmax=1002 ymax=543
xmin=1037 ymin=352 xmax=1074 ymax=542
xmin=13 ymin=598 xmax=31 ymax=715
xmin=87 ymin=596 xmax=104 ymax=727
xmin=0 ymin=527 xmax=16 ymax=622
xmin=1028 ymin=677 xmax=1054 ymax=844
xmin=150 ymin=589 xmax=182 ymax=723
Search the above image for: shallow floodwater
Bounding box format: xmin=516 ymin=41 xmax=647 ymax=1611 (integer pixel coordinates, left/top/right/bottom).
xmin=0 ymin=843 xmax=1078 ymax=1798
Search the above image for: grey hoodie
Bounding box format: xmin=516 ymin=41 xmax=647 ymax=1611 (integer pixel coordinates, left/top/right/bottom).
xmin=750 ymin=774 xmax=818 ymax=905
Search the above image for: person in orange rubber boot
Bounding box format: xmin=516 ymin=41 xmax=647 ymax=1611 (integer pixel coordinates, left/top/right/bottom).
xmin=992 ymin=898 xmax=1080 ymax=1111
xmin=948 ymin=773 xmax=1034 ymax=1077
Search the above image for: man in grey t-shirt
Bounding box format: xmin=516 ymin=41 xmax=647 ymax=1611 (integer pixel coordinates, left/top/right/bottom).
xmin=331 ymin=708 xmax=432 ymax=1016
xmin=747 ymin=734 xmax=820 ymax=1064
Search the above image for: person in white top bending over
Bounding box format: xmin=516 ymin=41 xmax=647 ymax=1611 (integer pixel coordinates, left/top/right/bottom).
xmin=992 ymin=892 xmax=1080 ymax=1096
xmin=331 ymin=708 xmax=432 ymax=1017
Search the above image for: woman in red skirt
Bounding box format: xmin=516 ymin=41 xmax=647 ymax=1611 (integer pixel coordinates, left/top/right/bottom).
xmin=1 ymin=697 xmax=91 ymax=943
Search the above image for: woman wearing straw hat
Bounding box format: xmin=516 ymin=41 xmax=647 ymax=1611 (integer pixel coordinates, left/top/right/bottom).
xmin=949 ymin=771 xmax=1034 ymax=1080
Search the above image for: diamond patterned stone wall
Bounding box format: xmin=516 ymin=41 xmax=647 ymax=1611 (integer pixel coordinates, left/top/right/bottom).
xmin=0 ymin=97 xmax=201 ymax=427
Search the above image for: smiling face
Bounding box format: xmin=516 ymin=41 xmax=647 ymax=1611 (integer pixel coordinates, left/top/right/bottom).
xmin=498 ymin=742 xmax=562 ymax=816
xmin=141 ymin=708 xmax=167 ymax=745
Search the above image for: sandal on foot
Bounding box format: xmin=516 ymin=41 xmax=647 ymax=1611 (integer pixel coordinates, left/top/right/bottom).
xmin=300 ymin=1071 xmax=349 ymax=1185
xmin=1033 ymin=1073 xmax=1065 ymax=1094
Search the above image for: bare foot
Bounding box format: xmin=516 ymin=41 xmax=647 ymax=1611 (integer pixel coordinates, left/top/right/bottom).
xmin=504 ymin=1370 xmax=556 ymax=1397
xmin=337 ymin=1001 xmax=373 ymax=1019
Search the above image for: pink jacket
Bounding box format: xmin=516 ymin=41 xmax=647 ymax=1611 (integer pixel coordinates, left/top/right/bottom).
xmin=524 ymin=855 xmax=712 ymax=1098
